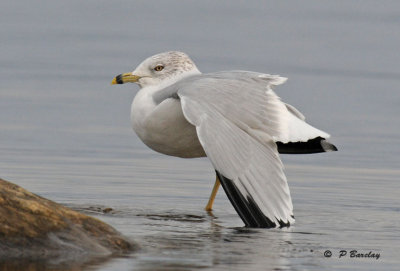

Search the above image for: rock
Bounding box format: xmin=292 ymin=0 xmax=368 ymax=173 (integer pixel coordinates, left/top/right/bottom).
xmin=102 ymin=207 xmax=113 ymax=214
xmin=0 ymin=178 xmax=135 ymax=260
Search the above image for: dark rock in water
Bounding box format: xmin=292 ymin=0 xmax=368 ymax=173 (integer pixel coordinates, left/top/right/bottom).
xmin=102 ymin=207 xmax=114 ymax=214
xmin=0 ymin=178 xmax=135 ymax=260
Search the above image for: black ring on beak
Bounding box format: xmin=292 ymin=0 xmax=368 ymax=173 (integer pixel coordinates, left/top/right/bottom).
xmin=115 ymin=74 xmax=124 ymax=84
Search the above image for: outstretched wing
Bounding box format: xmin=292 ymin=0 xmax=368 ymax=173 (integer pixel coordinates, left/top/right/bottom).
xmin=177 ymin=71 xmax=296 ymax=227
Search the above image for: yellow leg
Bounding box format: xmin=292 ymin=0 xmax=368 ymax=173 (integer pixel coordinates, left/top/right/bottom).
xmin=205 ymin=177 xmax=221 ymax=211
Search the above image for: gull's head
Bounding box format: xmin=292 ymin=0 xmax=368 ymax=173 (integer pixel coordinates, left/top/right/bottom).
xmin=111 ymin=51 xmax=200 ymax=88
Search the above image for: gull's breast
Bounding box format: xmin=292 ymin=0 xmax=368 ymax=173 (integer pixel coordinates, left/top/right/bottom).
xmin=131 ymin=96 xmax=206 ymax=158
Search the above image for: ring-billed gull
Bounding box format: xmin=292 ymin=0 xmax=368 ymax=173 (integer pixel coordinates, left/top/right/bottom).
xmin=111 ymin=51 xmax=337 ymax=228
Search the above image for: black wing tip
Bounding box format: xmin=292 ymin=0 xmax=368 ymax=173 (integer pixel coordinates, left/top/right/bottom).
xmin=216 ymin=171 xmax=291 ymax=229
xmin=277 ymin=137 xmax=338 ymax=154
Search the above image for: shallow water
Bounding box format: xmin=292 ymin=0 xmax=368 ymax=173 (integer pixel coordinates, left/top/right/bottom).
xmin=1 ymin=1 xmax=399 ymax=270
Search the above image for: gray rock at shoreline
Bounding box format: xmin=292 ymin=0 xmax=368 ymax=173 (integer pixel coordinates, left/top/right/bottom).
xmin=0 ymin=178 xmax=134 ymax=260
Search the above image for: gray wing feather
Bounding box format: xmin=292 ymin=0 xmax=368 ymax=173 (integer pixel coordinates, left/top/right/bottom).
xmin=178 ymin=71 xmax=291 ymax=141
xmin=285 ymin=103 xmax=306 ymax=121
xmin=177 ymin=71 xmax=295 ymax=227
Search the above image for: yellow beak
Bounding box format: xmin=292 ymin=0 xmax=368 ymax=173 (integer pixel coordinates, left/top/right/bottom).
xmin=111 ymin=73 xmax=141 ymax=85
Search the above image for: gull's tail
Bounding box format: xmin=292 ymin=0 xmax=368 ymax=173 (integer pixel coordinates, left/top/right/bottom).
xmin=277 ymin=137 xmax=338 ymax=154
xmin=273 ymin=103 xmax=338 ymax=154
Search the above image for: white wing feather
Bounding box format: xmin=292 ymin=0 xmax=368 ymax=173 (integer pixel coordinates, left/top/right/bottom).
xmin=176 ymin=71 xmax=330 ymax=145
xmin=177 ymin=72 xmax=297 ymax=226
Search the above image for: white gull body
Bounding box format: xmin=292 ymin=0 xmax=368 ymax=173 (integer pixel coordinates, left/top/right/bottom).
xmin=113 ymin=51 xmax=337 ymax=228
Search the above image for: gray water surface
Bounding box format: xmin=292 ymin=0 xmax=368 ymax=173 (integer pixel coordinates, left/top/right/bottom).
xmin=1 ymin=1 xmax=399 ymax=270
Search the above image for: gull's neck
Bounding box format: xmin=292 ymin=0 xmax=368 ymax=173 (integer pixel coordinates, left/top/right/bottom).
xmin=131 ymin=69 xmax=201 ymax=131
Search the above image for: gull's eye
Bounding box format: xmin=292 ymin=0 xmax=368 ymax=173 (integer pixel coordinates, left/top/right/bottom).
xmin=154 ymin=65 xmax=164 ymax=72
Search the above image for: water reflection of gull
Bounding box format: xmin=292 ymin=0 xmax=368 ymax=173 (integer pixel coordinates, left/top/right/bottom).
xmin=111 ymin=51 xmax=337 ymax=228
